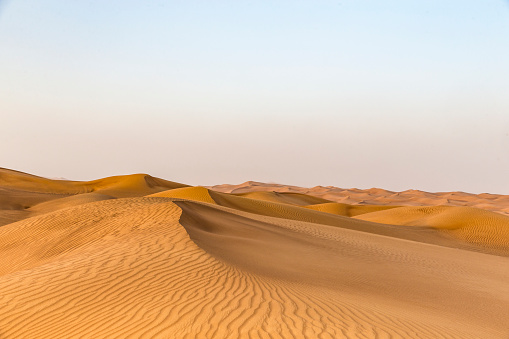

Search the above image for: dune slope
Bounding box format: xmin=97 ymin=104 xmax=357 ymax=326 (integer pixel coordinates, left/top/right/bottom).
xmin=354 ymin=205 xmax=509 ymax=255
xmin=1 ymin=169 xmax=508 ymax=338
xmin=304 ymin=202 xmax=401 ymax=217
xmin=0 ymin=167 xmax=187 ymax=226
xmin=1 ymin=198 xmax=508 ymax=338
xmin=209 ymin=181 xmax=509 ymax=215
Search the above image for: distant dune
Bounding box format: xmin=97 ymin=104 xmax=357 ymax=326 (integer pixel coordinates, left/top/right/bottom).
xmin=1 ymin=168 xmax=508 ymax=338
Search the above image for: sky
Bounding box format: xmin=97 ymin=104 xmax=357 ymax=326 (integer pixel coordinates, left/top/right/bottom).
xmin=1 ymin=0 xmax=509 ymax=193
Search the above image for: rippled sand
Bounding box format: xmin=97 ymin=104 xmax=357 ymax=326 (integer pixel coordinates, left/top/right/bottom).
xmin=1 ymin=168 xmax=508 ymax=338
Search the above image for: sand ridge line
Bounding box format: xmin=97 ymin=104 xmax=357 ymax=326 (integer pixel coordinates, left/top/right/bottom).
xmin=0 ymin=197 xmax=495 ymax=338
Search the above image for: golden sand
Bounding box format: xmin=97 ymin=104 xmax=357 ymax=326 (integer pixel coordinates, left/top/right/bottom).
xmin=1 ymin=168 xmax=508 ymax=338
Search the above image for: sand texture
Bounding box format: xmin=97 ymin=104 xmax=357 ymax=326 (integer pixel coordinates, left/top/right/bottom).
xmin=210 ymin=181 xmax=509 ymax=215
xmin=1 ymin=168 xmax=508 ymax=338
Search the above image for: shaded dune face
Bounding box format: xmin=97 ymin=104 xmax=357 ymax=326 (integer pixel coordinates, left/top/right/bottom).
xmin=235 ymin=191 xmax=331 ymax=206
xmin=1 ymin=168 xmax=509 ymax=338
xmin=155 ymin=187 xmax=504 ymax=254
xmin=304 ymin=202 xmax=401 ymax=217
xmin=0 ymin=197 xmax=506 ymax=338
xmin=176 ymin=200 xmax=509 ymax=337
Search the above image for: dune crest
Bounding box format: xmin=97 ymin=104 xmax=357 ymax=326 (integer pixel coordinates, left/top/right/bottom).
xmin=1 ymin=168 xmax=508 ymax=338
xmin=209 ymin=181 xmax=509 ymax=215
xmin=0 ymin=168 xmax=187 ymax=225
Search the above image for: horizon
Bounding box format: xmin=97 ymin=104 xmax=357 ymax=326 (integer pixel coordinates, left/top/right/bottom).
xmin=2 ymin=166 xmax=504 ymax=196
xmin=1 ymin=1 xmax=509 ymax=194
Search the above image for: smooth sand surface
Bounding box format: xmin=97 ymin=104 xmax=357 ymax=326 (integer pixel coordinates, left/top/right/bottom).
xmin=1 ymin=169 xmax=508 ymax=338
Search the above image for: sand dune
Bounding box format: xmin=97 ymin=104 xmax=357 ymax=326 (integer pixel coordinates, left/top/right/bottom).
xmin=148 ymin=186 xmax=217 ymax=204
xmin=304 ymin=202 xmax=401 ymax=217
xmin=354 ymin=205 xmax=509 ymax=255
xmin=235 ymin=191 xmax=331 ymax=206
xmin=0 ymin=167 xmax=187 ymax=197
xmin=0 ymin=167 xmax=187 ymax=225
xmin=209 ymin=181 xmax=509 ymax=215
xmin=1 ymin=169 xmax=508 ymax=338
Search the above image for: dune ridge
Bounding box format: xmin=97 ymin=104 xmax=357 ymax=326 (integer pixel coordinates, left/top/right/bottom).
xmin=0 ymin=168 xmax=508 ymax=338
xmin=0 ymin=167 xmax=187 ymax=225
xmin=209 ymin=181 xmax=509 ymax=215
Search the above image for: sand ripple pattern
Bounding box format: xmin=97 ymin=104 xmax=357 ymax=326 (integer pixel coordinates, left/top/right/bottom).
xmin=0 ymin=198 xmax=506 ymax=338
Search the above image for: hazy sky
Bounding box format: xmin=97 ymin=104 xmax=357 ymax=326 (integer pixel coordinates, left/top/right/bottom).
xmin=1 ymin=1 xmax=509 ymax=193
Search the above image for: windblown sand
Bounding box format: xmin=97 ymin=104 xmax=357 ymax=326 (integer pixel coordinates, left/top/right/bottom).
xmin=1 ymin=168 xmax=508 ymax=338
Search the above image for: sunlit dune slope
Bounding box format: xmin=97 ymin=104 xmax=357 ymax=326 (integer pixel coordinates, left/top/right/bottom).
xmin=0 ymin=167 xmax=188 ymax=225
xmin=148 ymin=186 xmax=217 ymax=204
xmin=1 ymin=168 xmax=509 ymax=338
xmin=354 ymin=205 xmax=509 ymax=254
xmin=28 ymin=192 xmax=115 ymax=214
xmin=0 ymin=167 xmax=187 ymax=197
xmin=0 ymin=197 xmax=508 ymax=338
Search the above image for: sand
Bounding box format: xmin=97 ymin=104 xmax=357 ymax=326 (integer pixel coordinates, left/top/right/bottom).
xmin=0 ymin=168 xmax=508 ymax=338
xmin=209 ymin=181 xmax=509 ymax=215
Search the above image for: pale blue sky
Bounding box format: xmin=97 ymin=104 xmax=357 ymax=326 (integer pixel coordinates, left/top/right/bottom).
xmin=1 ymin=1 xmax=509 ymax=193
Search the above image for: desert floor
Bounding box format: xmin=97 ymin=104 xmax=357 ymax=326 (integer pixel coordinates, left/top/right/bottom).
xmin=0 ymin=168 xmax=508 ymax=338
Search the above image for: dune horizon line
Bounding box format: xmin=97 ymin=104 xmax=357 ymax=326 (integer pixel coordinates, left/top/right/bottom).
xmin=1 ymin=166 xmax=508 ymax=338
